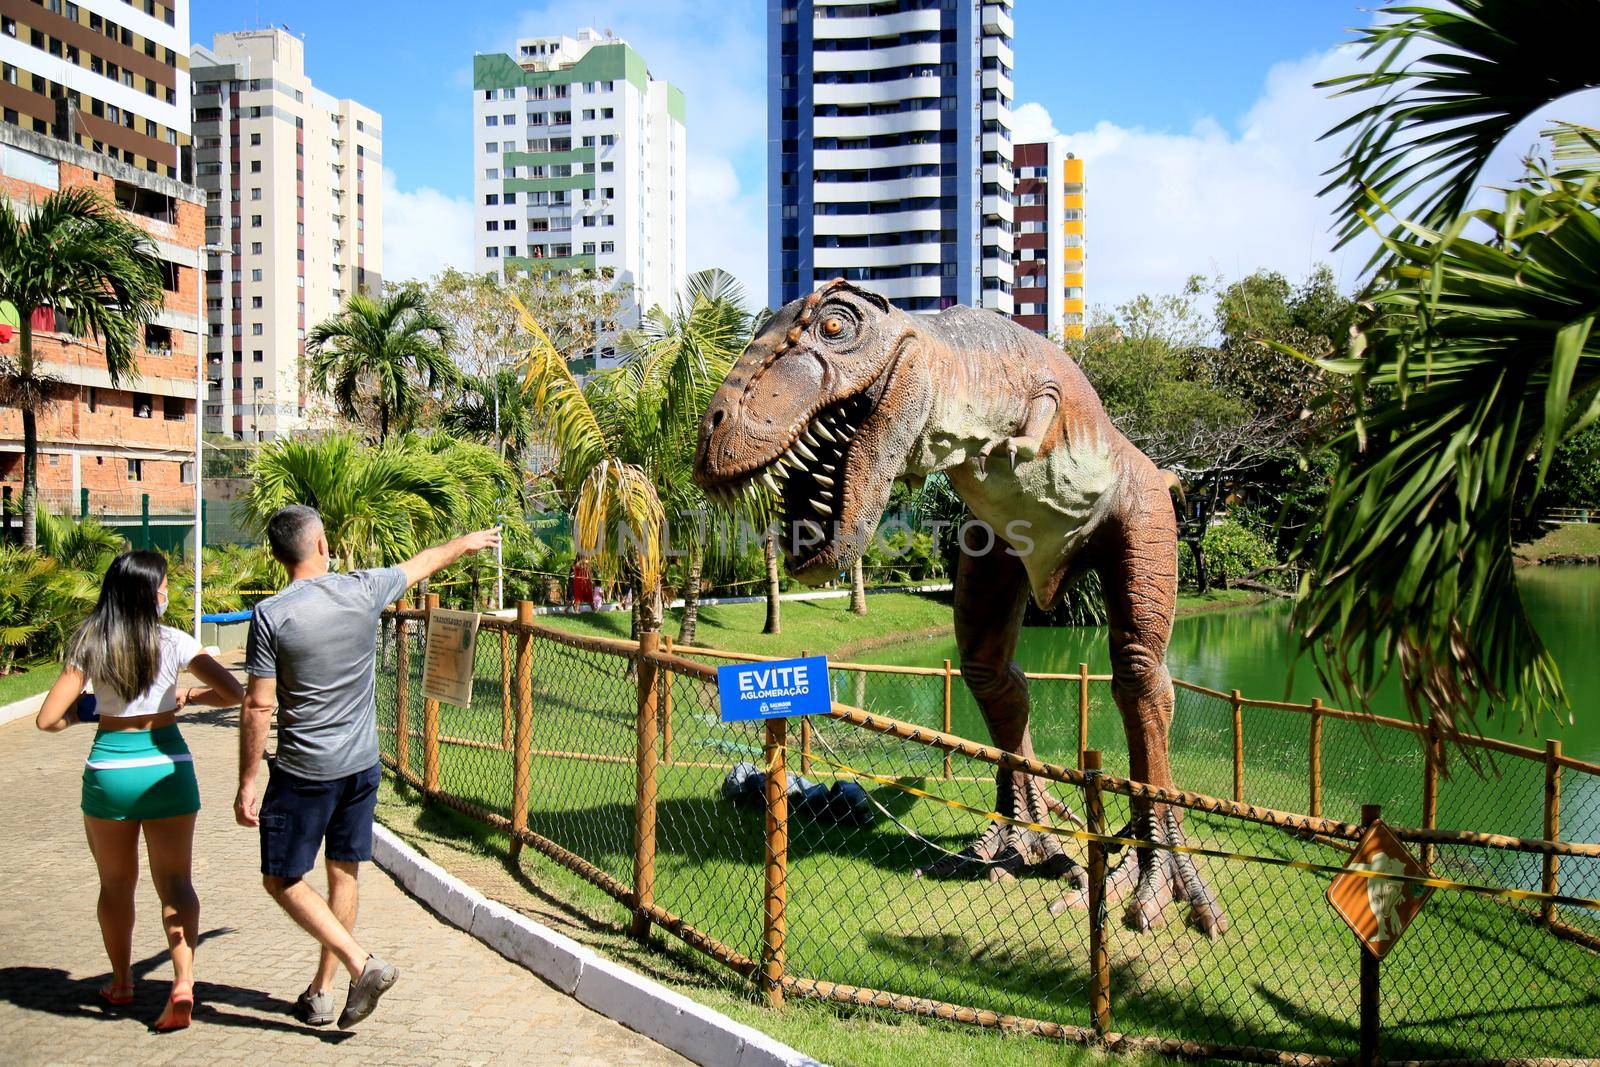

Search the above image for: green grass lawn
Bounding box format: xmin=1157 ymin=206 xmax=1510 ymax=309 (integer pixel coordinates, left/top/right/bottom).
xmin=372 ymin=633 xmax=1600 ymax=1064
xmin=1516 ymin=522 xmax=1600 ymax=562
xmin=0 ymin=663 xmax=57 ymax=707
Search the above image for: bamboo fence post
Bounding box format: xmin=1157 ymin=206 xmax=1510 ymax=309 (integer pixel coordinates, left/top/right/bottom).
xmin=395 ymin=598 xmax=411 ymax=780
xmin=762 ymin=716 xmax=789 ymax=1008
xmin=1543 ymin=738 xmax=1562 ymax=926
xmin=1230 ymin=688 xmax=1244 ymax=804
xmin=1077 ymin=662 xmax=1090 ymax=769
xmin=510 ymin=601 xmax=535 ymax=863
xmin=660 ymin=635 xmax=675 ymax=765
xmin=1084 ymin=748 xmax=1110 ymax=1035
xmin=632 ymin=630 xmax=661 ymax=942
xmin=499 ymin=629 xmax=512 ymax=751
xmin=1309 ymin=698 xmax=1324 ymax=818
xmin=1421 ymin=715 xmax=1441 ymax=869
xmin=1359 ymin=803 xmax=1382 ymax=1067
xmin=422 ymin=592 xmax=442 ymax=798
xmin=943 ymin=658 xmax=954 ymax=780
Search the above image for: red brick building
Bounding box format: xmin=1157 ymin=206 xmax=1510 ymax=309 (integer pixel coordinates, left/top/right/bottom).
xmin=0 ymin=124 xmax=204 ymax=535
xmin=1011 ymin=141 xmax=1085 ymax=339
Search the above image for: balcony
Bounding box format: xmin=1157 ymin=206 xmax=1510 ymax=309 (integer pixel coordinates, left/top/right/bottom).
xmin=982 ymin=3 xmax=1015 ymax=36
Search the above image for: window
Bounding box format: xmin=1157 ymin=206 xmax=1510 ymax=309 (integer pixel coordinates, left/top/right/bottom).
xmin=485 ymin=115 xmax=499 ymax=127
xmin=253 ymin=350 xmax=264 ymax=362
xmin=582 ymin=217 xmax=596 ymax=228
xmin=601 ymin=108 xmax=613 ymax=119
xmin=503 ymin=219 xmax=517 ymax=230
xmin=252 ymin=188 xmax=262 ymax=200
xmin=163 ymin=395 xmax=184 ymax=421
xmin=486 ymin=220 xmax=499 ymax=231
xmin=250 ymin=133 xmax=261 ymax=146
xmin=602 ymin=187 xmax=615 ymax=199
xmin=251 ymin=268 xmax=263 ymax=281
xmin=600 ymin=161 xmax=614 ymax=173
xmin=253 ymin=377 xmax=264 ymax=391
xmin=600 ymin=134 xmax=616 ymax=147
xmin=601 ymin=81 xmax=614 ymax=92
xmin=582 ymin=242 xmax=596 ymax=255
xmin=485 ymin=247 xmax=499 ymax=258
xmin=251 ymin=296 xmax=263 ymax=309
xmin=251 ymin=242 xmax=263 ymax=254
xmin=484 ymin=167 xmax=498 ymax=180
xmin=180 ymin=462 xmax=194 ymax=484
xmin=504 ymin=192 xmax=517 ymax=204
xmin=485 ymin=193 xmax=499 ymax=205
xmin=602 ymin=214 xmax=615 ymax=226
xmin=582 ymin=109 xmax=595 ymax=121
xmin=251 ymin=214 xmax=262 ymax=227
xmin=252 ymin=323 xmax=264 ymax=336
xmin=132 ymin=393 xmax=153 ymax=419
xmin=126 ymin=458 xmax=144 ymax=481
xmin=485 ymin=142 xmax=498 ymax=153
xmin=581 ymin=136 xmax=595 ymax=148
xmin=250 ymin=160 xmax=261 ymax=172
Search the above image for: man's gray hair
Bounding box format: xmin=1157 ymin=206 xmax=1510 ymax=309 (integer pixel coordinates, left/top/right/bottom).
xmin=266 ymin=504 xmax=325 ymax=565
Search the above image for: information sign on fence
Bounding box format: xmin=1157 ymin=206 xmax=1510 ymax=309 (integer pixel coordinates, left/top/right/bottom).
xmin=421 ymin=608 xmax=480 ymax=708
xmin=1327 ymin=819 xmax=1434 ymax=959
xmin=717 ymin=655 xmax=832 ymax=722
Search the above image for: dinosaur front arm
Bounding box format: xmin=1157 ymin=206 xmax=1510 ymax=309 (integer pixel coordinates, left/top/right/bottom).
xmin=977 ymin=380 xmax=1061 ymax=471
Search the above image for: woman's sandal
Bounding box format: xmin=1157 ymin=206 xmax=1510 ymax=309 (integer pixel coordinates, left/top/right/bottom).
xmin=98 ymin=982 xmax=134 ymax=1007
xmin=152 ymin=986 xmax=194 ymax=1032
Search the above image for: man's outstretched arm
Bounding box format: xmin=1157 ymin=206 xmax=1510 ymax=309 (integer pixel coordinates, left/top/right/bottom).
xmin=397 ymin=527 xmax=502 ymax=591
xmin=236 ymin=675 xmax=276 ymax=827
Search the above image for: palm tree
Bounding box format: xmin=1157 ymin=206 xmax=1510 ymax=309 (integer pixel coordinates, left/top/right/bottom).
xmin=35 ymin=509 xmax=125 ymax=572
xmin=243 ymin=432 xmax=515 ymax=570
xmin=441 ymin=367 xmax=539 ymax=462
xmin=521 ymin=269 xmax=755 ymax=636
xmin=0 ymin=187 xmax=164 ymax=550
xmin=1297 ymin=0 xmax=1600 ymax=734
xmin=762 ymin=532 xmax=782 ymax=635
xmin=307 ymin=288 xmax=457 ymax=442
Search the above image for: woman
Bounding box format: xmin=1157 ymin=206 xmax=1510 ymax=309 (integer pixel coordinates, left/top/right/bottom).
xmin=36 ymin=551 xmax=244 ymax=1031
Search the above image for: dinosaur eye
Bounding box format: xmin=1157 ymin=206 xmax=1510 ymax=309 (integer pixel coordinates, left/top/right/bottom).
xmin=821 ymin=316 xmax=844 ymax=338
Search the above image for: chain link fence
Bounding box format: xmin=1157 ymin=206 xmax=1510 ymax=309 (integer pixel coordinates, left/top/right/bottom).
xmin=374 ymin=604 xmax=1600 ymax=1064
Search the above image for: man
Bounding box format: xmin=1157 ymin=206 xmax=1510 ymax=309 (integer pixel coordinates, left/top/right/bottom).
xmin=238 ymin=505 xmax=500 ymax=1028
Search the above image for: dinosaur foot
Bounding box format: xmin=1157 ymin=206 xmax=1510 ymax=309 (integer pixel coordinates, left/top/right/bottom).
xmin=1048 ymin=806 xmax=1227 ymax=937
xmin=914 ymin=775 xmax=1085 ymax=886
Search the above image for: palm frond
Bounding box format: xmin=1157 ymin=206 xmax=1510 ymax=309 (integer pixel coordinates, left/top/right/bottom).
xmin=1320 ymin=0 xmax=1600 ymax=254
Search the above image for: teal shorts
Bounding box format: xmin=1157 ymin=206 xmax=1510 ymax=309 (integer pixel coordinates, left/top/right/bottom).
xmin=81 ymin=724 xmax=202 ymax=822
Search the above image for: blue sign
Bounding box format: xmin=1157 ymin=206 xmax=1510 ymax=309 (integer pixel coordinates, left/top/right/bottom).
xmin=717 ymin=655 xmax=832 ymax=722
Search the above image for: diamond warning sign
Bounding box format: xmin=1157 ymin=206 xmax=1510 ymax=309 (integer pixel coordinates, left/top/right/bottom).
xmin=1327 ymin=820 xmax=1434 ymax=959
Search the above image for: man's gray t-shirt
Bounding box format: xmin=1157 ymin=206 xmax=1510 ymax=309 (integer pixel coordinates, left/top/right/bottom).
xmin=244 ymin=567 xmax=408 ymax=781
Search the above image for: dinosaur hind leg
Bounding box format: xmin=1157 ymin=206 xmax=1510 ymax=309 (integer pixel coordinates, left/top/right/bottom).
xmin=1096 ymin=481 xmax=1227 ymax=937
xmin=918 ymin=533 xmax=1081 ymax=885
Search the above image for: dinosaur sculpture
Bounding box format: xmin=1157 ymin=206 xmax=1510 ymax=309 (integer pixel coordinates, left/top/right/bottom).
xmin=693 ymin=279 xmax=1225 ymax=935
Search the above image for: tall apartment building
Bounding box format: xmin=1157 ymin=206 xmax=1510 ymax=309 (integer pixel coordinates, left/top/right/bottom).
xmin=0 ymin=123 xmax=205 ymax=543
xmin=768 ymin=0 xmax=1016 ymax=315
xmin=0 ymin=0 xmax=191 ymax=180
xmin=472 ymin=29 xmax=686 ymax=344
xmin=1011 ymin=141 xmax=1084 ymax=338
xmin=191 ymin=29 xmax=382 ymax=440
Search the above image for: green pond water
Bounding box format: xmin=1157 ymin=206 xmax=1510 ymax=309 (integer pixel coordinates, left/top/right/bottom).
xmin=841 ymin=566 xmax=1600 ymax=846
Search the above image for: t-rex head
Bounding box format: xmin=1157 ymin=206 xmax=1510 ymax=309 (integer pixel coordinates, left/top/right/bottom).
xmin=694 ymin=279 xmax=932 ymax=583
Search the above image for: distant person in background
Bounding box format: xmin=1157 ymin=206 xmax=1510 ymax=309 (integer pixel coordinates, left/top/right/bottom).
xmin=571 ymin=558 xmax=593 ymax=612
xmin=36 ymin=551 xmax=244 ymax=1031
xmin=239 ymin=505 xmax=499 ymax=1029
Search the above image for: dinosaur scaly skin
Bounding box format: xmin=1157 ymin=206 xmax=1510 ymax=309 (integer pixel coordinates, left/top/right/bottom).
xmin=694 ymin=280 xmax=1226 ymax=936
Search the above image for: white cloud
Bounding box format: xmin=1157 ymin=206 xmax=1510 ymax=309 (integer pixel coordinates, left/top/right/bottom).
xmin=381 ymin=167 xmax=474 ymax=284
xmin=1018 ymin=46 xmax=1600 ymax=315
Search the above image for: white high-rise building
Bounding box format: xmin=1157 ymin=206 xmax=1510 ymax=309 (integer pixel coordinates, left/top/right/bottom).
xmin=191 ymin=29 xmax=382 ymax=439
xmin=769 ymin=0 xmax=1016 ymax=315
xmin=472 ymin=28 xmax=686 ymax=352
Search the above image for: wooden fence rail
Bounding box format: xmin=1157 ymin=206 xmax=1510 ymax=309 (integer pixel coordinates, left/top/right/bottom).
xmin=382 ymin=603 xmax=1600 ymax=1065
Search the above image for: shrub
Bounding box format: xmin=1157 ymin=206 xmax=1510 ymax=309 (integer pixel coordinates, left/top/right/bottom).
xmin=1179 ymin=517 xmax=1282 ymax=589
xmin=0 ymin=547 xmax=98 ymax=672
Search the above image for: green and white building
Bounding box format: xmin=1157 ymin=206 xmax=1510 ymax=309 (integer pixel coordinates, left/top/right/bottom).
xmin=473 ymin=29 xmax=686 ymax=351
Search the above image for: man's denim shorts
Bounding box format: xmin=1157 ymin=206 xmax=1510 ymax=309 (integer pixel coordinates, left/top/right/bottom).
xmin=259 ymin=761 xmax=381 ymax=879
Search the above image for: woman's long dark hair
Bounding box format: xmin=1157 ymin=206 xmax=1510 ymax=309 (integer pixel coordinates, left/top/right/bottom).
xmin=66 ymin=550 xmax=167 ymax=700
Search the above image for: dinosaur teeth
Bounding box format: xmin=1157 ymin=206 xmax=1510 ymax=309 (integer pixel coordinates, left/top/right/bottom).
xmin=760 ymin=470 xmax=781 ymax=494
xmin=791 ymin=438 xmax=819 ymax=464
xmin=812 ymin=421 xmax=838 ymax=444
xmin=808 ymin=498 xmax=831 ymax=516
xmin=813 ymin=472 xmax=834 ymax=488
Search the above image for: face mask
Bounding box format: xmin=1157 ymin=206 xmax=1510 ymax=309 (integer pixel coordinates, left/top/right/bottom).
xmin=157 ymin=592 xmax=169 ymax=616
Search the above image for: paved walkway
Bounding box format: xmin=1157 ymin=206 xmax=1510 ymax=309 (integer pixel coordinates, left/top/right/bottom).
xmin=0 ymin=702 xmax=687 ymax=1066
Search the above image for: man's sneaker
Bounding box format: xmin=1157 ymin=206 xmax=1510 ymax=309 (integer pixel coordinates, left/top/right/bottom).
xmin=337 ymin=956 xmax=398 ymax=1028
xmin=294 ymin=988 xmax=335 ymax=1027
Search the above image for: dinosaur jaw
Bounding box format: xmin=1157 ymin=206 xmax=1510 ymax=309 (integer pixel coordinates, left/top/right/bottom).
xmin=701 ymin=388 xmax=890 ymax=582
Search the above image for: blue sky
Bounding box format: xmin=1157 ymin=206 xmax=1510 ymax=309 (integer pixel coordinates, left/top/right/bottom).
xmin=191 ymin=2 xmax=1595 ymax=309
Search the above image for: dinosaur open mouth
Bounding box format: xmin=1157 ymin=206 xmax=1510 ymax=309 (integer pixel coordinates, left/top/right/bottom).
xmin=703 ymin=391 xmax=876 ymax=570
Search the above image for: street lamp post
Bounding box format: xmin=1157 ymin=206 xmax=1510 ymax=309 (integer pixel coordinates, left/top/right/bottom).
xmin=194 ymin=242 xmax=232 ymax=641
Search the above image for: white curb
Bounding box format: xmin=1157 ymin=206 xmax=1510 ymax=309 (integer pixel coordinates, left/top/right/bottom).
xmin=370 ymin=824 xmax=826 ymax=1067
xmin=0 ymin=691 xmax=47 ymax=728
